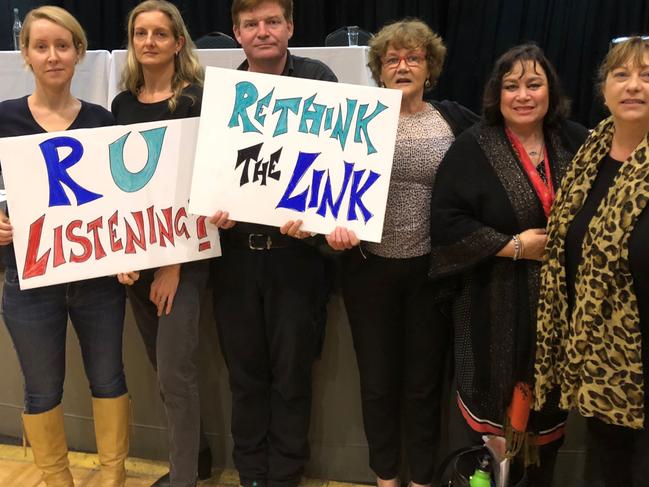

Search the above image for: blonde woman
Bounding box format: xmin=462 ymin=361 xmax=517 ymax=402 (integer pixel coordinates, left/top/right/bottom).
xmin=0 ymin=6 xmax=128 ymax=487
xmin=112 ymin=1 xmax=209 ymax=486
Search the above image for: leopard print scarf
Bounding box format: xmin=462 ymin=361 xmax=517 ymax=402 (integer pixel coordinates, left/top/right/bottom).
xmin=534 ymin=116 xmax=649 ymax=429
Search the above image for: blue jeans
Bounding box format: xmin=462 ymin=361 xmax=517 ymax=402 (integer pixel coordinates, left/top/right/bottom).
xmin=2 ymin=267 xmax=127 ymax=413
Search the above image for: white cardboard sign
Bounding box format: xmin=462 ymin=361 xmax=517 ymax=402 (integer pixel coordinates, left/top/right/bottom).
xmin=0 ymin=117 xmax=220 ymax=290
xmin=189 ymin=67 xmax=401 ymax=242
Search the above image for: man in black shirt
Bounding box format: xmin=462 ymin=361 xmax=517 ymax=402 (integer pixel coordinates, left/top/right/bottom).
xmin=209 ymin=2 xmax=337 ymax=487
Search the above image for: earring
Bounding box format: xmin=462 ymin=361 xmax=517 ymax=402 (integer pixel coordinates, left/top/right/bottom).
xmin=425 ymin=79 xmax=431 ymax=89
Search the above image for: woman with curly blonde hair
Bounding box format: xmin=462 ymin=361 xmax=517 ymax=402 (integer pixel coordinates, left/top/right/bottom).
xmin=328 ymin=18 xmax=477 ymax=487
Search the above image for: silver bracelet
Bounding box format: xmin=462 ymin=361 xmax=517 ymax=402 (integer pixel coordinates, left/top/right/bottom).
xmin=512 ymin=234 xmax=522 ymax=260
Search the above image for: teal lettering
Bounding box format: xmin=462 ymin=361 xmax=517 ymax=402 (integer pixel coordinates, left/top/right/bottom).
xmin=109 ymin=127 xmax=166 ymax=193
xmin=228 ymin=81 xmax=261 ymax=133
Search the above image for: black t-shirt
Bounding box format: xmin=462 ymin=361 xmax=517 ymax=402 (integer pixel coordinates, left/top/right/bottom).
xmin=565 ymin=154 xmax=649 ymax=399
xmin=237 ymin=51 xmax=338 ymax=82
xmin=0 ymin=96 xmax=114 ymax=269
xmin=111 ymin=83 xmax=203 ymax=124
xmin=0 ymin=95 xmax=113 ymax=137
xmin=233 ymin=52 xmax=338 ymax=237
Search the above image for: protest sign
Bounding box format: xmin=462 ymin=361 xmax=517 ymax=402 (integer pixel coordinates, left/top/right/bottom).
xmin=0 ymin=117 xmax=220 ymax=289
xmin=189 ymin=67 xmax=401 ymax=242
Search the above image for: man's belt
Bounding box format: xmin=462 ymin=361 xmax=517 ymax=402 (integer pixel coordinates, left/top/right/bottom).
xmin=222 ymin=231 xmax=302 ymax=250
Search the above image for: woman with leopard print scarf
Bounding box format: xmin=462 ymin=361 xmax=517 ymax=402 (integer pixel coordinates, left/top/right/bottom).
xmin=535 ymin=37 xmax=649 ymax=487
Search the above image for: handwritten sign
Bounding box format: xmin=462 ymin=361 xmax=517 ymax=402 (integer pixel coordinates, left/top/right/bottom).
xmin=0 ymin=118 xmax=220 ymax=290
xmin=189 ymin=67 xmax=401 ymax=242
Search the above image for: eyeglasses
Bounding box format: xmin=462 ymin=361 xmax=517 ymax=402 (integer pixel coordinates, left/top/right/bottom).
xmin=611 ymin=35 xmax=649 ymax=45
xmin=382 ymin=54 xmax=425 ymax=69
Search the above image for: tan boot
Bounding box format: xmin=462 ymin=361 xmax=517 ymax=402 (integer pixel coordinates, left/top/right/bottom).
xmin=92 ymin=394 xmax=130 ymax=487
xmin=22 ymin=404 xmax=74 ymax=487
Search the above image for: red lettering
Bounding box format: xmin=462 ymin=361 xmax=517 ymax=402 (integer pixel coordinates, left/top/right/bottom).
xmin=125 ymin=211 xmax=146 ymax=254
xmin=146 ymin=205 xmax=157 ymax=245
xmin=109 ymin=211 xmax=123 ymax=252
xmin=53 ymin=225 xmax=65 ymax=268
xmin=23 ymin=215 xmax=50 ymax=279
xmin=66 ymin=220 xmax=93 ymax=263
xmin=196 ymin=216 xmax=211 ymax=252
xmin=156 ymin=207 xmax=175 ymax=247
xmin=86 ymin=217 xmax=107 ymax=260
xmin=174 ymin=207 xmax=190 ymax=239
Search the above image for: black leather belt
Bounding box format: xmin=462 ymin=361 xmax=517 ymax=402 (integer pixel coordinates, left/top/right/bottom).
xmin=222 ymin=232 xmax=301 ymax=250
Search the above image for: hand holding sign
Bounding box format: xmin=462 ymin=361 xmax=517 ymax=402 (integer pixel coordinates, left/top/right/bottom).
xmin=209 ymin=210 xmax=237 ymax=230
xmin=326 ymin=226 xmax=360 ymax=250
xmin=0 ymin=210 xmax=13 ymax=245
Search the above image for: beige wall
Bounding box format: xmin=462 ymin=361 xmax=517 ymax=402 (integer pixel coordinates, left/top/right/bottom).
xmin=0 ymin=282 xmax=374 ymax=482
xmin=0 ymin=278 xmax=593 ymax=485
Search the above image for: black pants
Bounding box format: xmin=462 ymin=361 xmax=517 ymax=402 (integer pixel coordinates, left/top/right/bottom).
xmin=587 ymin=416 xmax=649 ymax=487
xmin=342 ymin=249 xmax=450 ymax=483
xmin=211 ymin=244 xmax=327 ymax=487
xmin=128 ymin=260 xmax=209 ymax=487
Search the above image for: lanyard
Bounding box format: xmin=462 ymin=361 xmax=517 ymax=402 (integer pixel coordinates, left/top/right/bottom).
xmin=505 ymin=127 xmax=555 ymax=218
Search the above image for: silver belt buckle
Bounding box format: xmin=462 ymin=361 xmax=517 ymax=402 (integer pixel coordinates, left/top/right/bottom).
xmin=248 ymin=233 xmax=272 ymax=250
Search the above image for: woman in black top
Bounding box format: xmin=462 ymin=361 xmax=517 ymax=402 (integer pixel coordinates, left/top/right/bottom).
xmin=112 ymin=1 xmax=209 ymax=486
xmin=430 ymin=44 xmax=587 ymax=486
xmin=0 ymin=6 xmax=128 ymax=487
xmin=535 ymin=37 xmax=649 ymax=487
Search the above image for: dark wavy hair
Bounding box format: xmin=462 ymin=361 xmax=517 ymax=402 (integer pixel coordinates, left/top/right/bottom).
xmin=482 ymin=43 xmax=570 ymax=128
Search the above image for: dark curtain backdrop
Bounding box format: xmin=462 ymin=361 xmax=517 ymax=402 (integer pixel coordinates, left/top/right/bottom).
xmin=3 ymin=0 xmax=649 ymax=126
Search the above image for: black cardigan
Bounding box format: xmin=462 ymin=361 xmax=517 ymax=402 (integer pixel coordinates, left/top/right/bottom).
xmin=429 ymin=119 xmax=588 ymax=426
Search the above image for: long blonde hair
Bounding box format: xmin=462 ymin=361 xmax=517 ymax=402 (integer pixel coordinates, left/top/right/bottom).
xmin=121 ymin=0 xmax=203 ymax=112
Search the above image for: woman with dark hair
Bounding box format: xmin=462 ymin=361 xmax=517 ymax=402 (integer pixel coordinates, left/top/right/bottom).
xmin=0 ymin=6 xmax=128 ymax=486
xmin=327 ymin=19 xmax=477 ymax=487
xmin=535 ymin=36 xmax=649 ymax=487
xmin=112 ymin=1 xmax=210 ymax=486
xmin=429 ymin=43 xmax=587 ymax=486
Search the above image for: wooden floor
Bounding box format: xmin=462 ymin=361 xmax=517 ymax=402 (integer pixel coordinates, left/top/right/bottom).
xmin=0 ymin=444 xmax=362 ymax=487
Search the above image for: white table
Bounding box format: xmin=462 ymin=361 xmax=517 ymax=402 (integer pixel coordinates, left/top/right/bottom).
xmin=108 ymin=46 xmax=375 ymax=104
xmin=0 ymin=47 xmax=374 ymax=110
xmin=0 ymin=50 xmax=111 ymax=107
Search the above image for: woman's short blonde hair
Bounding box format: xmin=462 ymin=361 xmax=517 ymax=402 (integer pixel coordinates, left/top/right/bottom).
xmin=122 ymin=0 xmax=203 ymax=112
xmin=20 ymin=6 xmax=87 ymax=60
xmin=598 ymin=36 xmax=649 ymax=94
xmin=367 ymin=19 xmax=446 ymax=91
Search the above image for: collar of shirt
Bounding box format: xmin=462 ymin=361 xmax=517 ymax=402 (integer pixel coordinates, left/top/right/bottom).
xmin=236 ymin=49 xmax=293 ymax=76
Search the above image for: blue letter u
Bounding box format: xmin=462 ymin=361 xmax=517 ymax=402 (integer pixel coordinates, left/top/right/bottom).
xmin=109 ymin=126 xmax=167 ymax=192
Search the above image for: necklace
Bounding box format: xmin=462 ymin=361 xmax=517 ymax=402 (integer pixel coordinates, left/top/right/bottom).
xmin=527 ymin=145 xmax=544 ymax=165
xmin=505 ymin=127 xmax=554 ymax=217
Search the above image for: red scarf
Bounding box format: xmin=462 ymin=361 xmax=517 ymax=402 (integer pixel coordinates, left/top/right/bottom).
xmin=505 ymin=127 xmax=555 ymax=217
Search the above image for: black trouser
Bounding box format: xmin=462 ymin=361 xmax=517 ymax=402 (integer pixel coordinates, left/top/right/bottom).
xmin=342 ymin=249 xmax=450 ymax=484
xmin=587 ymin=416 xmax=649 ymax=487
xmin=211 ymin=244 xmax=327 ymax=487
xmin=128 ymin=260 xmax=209 ymax=487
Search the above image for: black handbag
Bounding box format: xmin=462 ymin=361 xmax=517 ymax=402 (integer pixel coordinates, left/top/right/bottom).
xmin=434 ymin=445 xmax=528 ymax=487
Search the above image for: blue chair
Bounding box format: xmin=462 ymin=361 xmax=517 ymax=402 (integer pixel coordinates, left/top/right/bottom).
xmin=195 ymin=31 xmax=237 ymax=49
